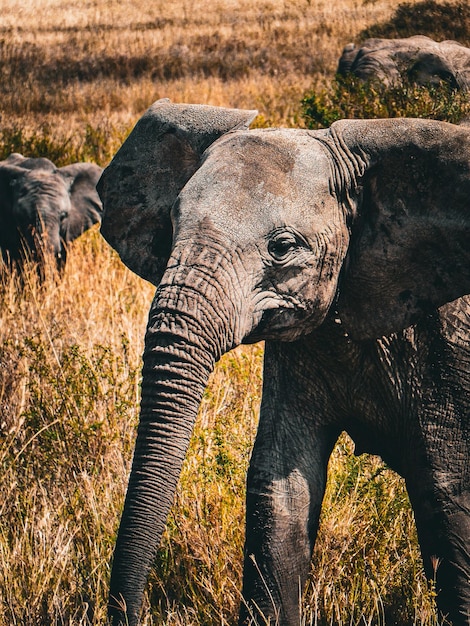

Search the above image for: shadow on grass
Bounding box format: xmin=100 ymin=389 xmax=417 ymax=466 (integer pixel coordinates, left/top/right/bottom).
xmin=360 ymin=1 xmax=470 ymax=45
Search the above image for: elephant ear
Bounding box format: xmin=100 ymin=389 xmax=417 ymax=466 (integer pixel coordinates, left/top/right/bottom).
xmin=97 ymin=98 xmax=258 ymax=285
xmin=58 ymin=163 xmax=103 ymax=242
xmin=0 ymin=163 xmax=27 ymax=214
xmin=0 ymin=156 xmax=55 ymax=211
xmin=332 ymin=118 xmax=470 ymax=340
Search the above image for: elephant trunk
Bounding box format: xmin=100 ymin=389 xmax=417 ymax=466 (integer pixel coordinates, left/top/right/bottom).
xmin=108 ymin=255 xmax=240 ymax=625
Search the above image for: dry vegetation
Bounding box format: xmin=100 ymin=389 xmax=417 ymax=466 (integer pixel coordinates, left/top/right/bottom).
xmin=0 ymin=0 xmax=428 ymax=159
xmin=0 ymin=0 xmax=466 ymax=624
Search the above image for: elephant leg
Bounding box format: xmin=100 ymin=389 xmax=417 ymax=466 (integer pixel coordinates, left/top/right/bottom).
xmin=405 ymin=365 xmax=470 ymax=626
xmin=239 ymin=343 xmax=339 ymax=626
xmin=240 ymin=445 xmax=331 ymax=626
xmin=407 ymin=484 xmax=470 ymax=625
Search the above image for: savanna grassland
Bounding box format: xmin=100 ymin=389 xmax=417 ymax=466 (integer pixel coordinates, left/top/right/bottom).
xmin=0 ymin=0 xmax=468 ymax=624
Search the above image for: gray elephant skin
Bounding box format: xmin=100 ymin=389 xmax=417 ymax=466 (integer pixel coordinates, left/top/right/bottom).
xmin=338 ymin=35 xmax=470 ymax=90
xmin=98 ymin=99 xmax=470 ymax=625
xmin=0 ymin=153 xmax=103 ymax=272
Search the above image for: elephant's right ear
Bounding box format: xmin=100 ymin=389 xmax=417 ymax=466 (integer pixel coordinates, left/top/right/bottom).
xmin=0 ymin=163 xmax=26 ymax=212
xmin=97 ymin=99 xmax=258 ymax=285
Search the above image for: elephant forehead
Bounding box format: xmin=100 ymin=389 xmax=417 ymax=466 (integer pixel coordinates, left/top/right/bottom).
xmin=17 ymin=171 xmax=70 ymax=207
xmin=175 ymin=129 xmax=336 ymax=240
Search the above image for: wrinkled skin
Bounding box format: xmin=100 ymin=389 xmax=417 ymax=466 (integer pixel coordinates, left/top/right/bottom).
xmin=337 ymin=35 xmax=470 ymax=91
xmin=0 ymin=153 xmax=103 ymax=272
xmin=98 ymin=100 xmax=470 ymax=625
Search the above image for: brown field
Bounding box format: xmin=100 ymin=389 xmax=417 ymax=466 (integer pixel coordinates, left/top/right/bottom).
xmin=0 ymin=0 xmax=440 ymax=158
xmin=0 ymin=0 xmax=463 ymax=624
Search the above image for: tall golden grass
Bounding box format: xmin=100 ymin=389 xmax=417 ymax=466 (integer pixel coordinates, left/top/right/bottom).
xmin=0 ymin=0 xmax=425 ymax=146
xmin=0 ymin=0 xmax=461 ymax=624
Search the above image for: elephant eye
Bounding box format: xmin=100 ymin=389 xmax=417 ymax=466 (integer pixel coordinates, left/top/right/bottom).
xmin=60 ymin=210 xmax=68 ymax=221
xmin=267 ymin=232 xmax=299 ymax=262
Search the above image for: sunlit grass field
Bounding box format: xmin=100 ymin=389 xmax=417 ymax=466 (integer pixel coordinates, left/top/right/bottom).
xmin=0 ymin=0 xmax=464 ymax=623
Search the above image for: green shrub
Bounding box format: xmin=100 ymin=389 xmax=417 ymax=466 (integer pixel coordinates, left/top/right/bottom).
xmin=302 ymin=74 xmax=470 ymax=129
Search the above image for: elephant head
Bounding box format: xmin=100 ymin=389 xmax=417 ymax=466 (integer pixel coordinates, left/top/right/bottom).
xmin=337 ymin=35 xmax=470 ymax=91
xmin=0 ymin=153 xmax=103 ymax=271
xmin=98 ymin=100 xmax=470 ymax=625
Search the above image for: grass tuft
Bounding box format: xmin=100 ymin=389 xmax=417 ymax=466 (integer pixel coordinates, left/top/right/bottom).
xmin=302 ymin=74 xmax=470 ymax=129
xmin=0 ymin=122 xmax=130 ymax=168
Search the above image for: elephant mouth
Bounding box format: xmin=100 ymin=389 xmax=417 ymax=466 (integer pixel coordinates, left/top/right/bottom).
xmin=244 ymin=293 xmax=319 ymax=343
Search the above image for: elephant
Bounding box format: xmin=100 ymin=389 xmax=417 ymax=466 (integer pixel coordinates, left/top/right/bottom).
xmin=98 ymin=99 xmax=470 ymax=625
xmin=0 ymin=153 xmax=103 ymax=272
xmin=337 ymin=35 xmax=470 ymax=91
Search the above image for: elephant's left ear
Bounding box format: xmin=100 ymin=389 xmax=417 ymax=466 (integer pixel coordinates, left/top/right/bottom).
xmin=97 ymin=98 xmax=258 ymax=285
xmin=59 ymin=163 xmax=103 ymax=241
xmin=333 ymin=118 xmax=470 ymax=340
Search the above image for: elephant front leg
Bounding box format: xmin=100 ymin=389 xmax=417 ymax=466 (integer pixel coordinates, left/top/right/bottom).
xmin=240 ymin=465 xmax=316 ymax=625
xmin=239 ymin=426 xmax=336 ymax=626
xmin=238 ymin=338 xmax=342 ymax=625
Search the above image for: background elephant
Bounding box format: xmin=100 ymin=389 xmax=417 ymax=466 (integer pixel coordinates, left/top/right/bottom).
xmin=98 ymin=100 xmax=470 ymax=625
xmin=0 ymin=153 xmax=103 ymax=272
xmin=337 ymin=35 xmax=470 ymax=90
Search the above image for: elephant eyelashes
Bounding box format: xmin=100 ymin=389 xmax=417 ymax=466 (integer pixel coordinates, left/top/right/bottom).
xmin=267 ymin=230 xmax=307 ymax=263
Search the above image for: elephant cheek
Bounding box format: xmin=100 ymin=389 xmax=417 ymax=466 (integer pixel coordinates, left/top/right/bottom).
xmin=248 ymin=264 xmax=344 ymax=342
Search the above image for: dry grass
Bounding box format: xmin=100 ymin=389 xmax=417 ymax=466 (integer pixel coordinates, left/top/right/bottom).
xmin=0 ymin=0 xmax=417 ymax=139
xmin=0 ymin=232 xmax=152 ymax=624
xmin=0 ymin=0 xmax=461 ymax=624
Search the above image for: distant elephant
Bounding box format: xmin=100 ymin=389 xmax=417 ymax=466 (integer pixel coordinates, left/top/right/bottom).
xmin=0 ymin=153 xmax=103 ymax=271
xmin=337 ymin=35 xmax=470 ymax=90
xmin=98 ymin=100 xmax=470 ymax=626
